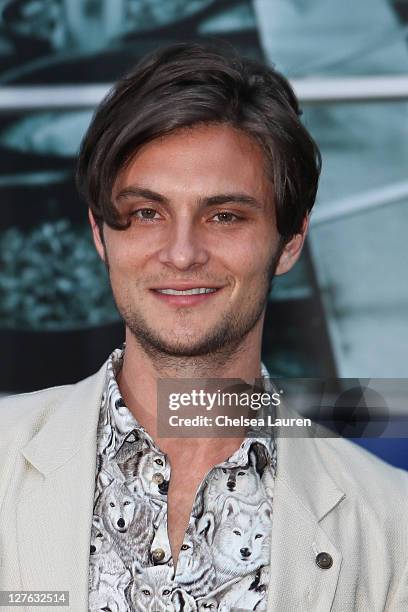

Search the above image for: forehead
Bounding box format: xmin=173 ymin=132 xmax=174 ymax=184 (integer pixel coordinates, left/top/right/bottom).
xmin=114 ymin=123 xmax=272 ymax=201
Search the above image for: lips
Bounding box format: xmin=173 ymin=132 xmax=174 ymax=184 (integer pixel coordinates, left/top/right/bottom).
xmin=150 ymin=286 xmax=222 ymax=306
xmin=150 ymin=283 xmax=222 ymax=291
xmin=155 ymin=287 xmax=218 ymax=295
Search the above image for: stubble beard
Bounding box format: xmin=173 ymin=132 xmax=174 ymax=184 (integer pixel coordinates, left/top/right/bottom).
xmin=104 ymin=242 xmax=283 ymax=370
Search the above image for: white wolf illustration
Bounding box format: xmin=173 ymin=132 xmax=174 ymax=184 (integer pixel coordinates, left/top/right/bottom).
xmin=205 ymin=497 xmax=272 ymax=586
xmin=88 ymin=571 xmax=130 ymax=612
xmin=130 ymin=564 xmax=175 ymax=611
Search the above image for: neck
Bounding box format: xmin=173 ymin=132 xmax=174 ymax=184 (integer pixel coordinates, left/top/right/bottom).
xmin=116 ymin=324 xmax=264 ymax=448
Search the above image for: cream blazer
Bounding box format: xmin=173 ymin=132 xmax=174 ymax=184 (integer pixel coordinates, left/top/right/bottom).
xmin=0 ymin=360 xmax=407 ymax=611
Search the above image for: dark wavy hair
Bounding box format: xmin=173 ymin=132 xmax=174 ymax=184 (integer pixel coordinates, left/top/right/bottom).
xmin=76 ymin=42 xmax=321 ymax=242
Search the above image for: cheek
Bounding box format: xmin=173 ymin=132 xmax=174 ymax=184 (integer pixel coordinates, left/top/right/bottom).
xmin=110 ymin=246 xmax=139 ymax=272
xmin=238 ymin=239 xmax=274 ymax=276
xmin=237 ymin=252 xmax=274 ymax=294
xmin=104 ymin=232 xmax=149 ymax=270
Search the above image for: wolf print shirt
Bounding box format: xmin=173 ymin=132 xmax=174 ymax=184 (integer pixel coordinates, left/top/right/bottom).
xmin=89 ymin=346 xmax=277 ymax=611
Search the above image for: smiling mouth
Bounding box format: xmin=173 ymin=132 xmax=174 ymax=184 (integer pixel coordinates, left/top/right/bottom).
xmin=149 ymin=285 xmax=224 ymax=307
xmin=153 ymin=287 xmax=219 ymax=295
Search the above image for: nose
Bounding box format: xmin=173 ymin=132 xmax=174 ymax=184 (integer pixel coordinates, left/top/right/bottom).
xmin=117 ymin=517 xmax=125 ymax=528
xmin=158 ymin=217 xmax=209 ymax=270
xmin=240 ymin=547 xmax=251 ymax=558
xmin=90 ymin=545 xmax=96 ymax=554
xmin=227 ymin=481 xmax=235 ymax=490
xmin=158 ymin=479 xmax=169 ymax=494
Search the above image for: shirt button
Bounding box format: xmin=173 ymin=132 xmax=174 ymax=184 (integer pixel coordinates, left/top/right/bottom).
xmin=152 ymin=473 xmax=164 ymax=484
xmin=315 ymin=552 xmax=333 ymax=569
xmin=152 ymin=548 xmax=165 ymax=562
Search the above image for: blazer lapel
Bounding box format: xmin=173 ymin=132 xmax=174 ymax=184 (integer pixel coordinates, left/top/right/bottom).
xmin=266 ymin=400 xmax=346 ymax=611
xmin=17 ymin=362 xmax=107 ymax=610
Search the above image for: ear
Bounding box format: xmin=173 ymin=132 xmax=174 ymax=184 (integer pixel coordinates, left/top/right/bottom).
xmin=116 ymin=569 xmax=131 ymax=589
xmin=131 ymin=559 xmax=143 ymax=576
xmin=128 ymin=476 xmax=144 ymax=497
xmin=88 ymin=208 xmax=106 ymax=263
xmin=258 ymin=500 xmax=272 ymax=523
xmin=197 ymin=511 xmax=215 ymax=544
xmin=249 ymin=442 xmax=268 ymax=475
xmin=98 ymin=468 xmax=113 ymax=489
xmin=93 ymin=514 xmax=104 ymax=529
xmin=275 ymin=214 xmax=309 ymax=276
xmin=221 ymin=497 xmax=240 ymax=522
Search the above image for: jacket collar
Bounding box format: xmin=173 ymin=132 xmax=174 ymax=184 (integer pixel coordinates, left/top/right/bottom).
xmin=274 ymin=396 xmax=346 ymax=522
xmin=21 ymin=360 xmax=345 ymax=516
xmin=21 ymin=359 xmax=107 ymax=476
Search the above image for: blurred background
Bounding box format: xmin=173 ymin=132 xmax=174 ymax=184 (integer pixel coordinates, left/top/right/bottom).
xmin=0 ymin=0 xmax=407 ymax=467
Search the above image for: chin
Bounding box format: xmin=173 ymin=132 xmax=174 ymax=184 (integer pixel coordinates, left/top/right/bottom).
xmin=132 ymin=327 xmax=229 ymax=358
xmin=147 ymin=338 xmax=216 ymax=357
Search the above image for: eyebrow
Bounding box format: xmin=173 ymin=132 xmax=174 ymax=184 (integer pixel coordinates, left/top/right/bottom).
xmin=115 ymin=185 xmax=263 ymax=210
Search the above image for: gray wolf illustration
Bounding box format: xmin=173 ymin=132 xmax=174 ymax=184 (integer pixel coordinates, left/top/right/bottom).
xmin=171 ymin=587 xmax=199 ymax=611
xmin=89 ymin=515 xmax=130 ymax=590
xmin=118 ymin=446 xmax=170 ymax=499
xmin=97 ymin=384 xmax=137 ymax=458
xmin=198 ymin=446 xmax=266 ymax=518
xmin=216 ymin=565 xmax=270 ymax=611
xmin=114 ymin=429 xmax=145 ymax=464
xmin=196 ymin=565 xmax=269 ymax=611
xmin=173 ymin=517 xmax=216 ymax=598
xmin=95 ymin=470 xmax=155 ymax=568
xmin=111 ymin=393 xmax=137 ymax=435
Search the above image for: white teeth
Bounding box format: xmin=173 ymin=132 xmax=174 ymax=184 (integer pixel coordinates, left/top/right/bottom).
xmin=156 ymin=288 xmax=218 ymax=295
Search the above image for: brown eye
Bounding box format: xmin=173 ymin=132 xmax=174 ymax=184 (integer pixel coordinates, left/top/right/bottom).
xmin=123 ymin=501 xmax=130 ymax=505
xmin=109 ymin=502 xmax=115 ymax=507
xmin=155 ymin=458 xmax=164 ymax=466
xmin=142 ymin=589 xmax=151 ymax=596
xmin=255 ymin=533 xmax=263 ymax=539
xmin=134 ymin=208 xmax=158 ymax=220
xmin=238 ymin=471 xmax=246 ymax=476
xmin=162 ymin=589 xmax=171 ymax=595
xmin=233 ymin=530 xmax=240 ymax=536
xmin=213 ymin=211 xmax=240 ymax=224
xmin=96 ymin=532 xmax=103 ymax=538
xmin=181 ymin=544 xmax=190 ymax=550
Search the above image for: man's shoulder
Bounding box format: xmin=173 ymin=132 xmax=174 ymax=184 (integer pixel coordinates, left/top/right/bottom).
xmin=0 ymin=384 xmax=75 ymax=446
xmin=0 ymin=361 xmax=107 ymax=448
xmin=318 ymin=433 xmax=408 ymax=507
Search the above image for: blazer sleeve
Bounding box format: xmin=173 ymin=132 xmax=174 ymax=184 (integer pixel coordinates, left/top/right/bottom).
xmin=387 ymin=557 xmax=408 ymax=610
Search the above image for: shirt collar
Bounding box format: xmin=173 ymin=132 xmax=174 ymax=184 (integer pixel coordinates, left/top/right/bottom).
xmin=101 ymin=345 xmax=276 ymax=467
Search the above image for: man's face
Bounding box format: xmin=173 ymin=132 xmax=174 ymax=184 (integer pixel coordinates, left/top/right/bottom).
xmin=90 ymin=123 xmax=305 ymax=358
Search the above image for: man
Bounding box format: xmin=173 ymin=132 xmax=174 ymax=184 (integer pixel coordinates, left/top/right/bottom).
xmin=0 ymin=43 xmax=407 ymax=612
